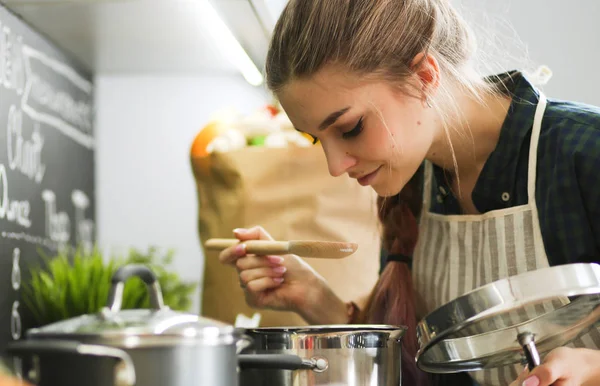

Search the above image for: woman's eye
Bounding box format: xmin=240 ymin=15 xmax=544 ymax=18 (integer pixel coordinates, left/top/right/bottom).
xmin=342 ymin=117 xmax=364 ymax=139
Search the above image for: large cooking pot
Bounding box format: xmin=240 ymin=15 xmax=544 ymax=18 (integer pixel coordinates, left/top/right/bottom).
xmin=7 ymin=264 xmax=244 ymax=386
xmin=6 ymin=265 xmax=337 ymax=386
xmin=239 ymin=325 xmax=406 ymax=386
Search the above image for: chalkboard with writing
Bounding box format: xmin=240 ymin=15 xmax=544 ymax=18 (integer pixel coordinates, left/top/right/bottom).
xmin=0 ymin=3 xmax=95 ymax=371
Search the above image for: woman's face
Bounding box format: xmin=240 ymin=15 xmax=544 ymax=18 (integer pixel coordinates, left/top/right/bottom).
xmin=278 ymin=66 xmax=438 ymax=197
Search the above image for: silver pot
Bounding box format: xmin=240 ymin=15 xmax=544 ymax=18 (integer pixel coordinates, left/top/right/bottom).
xmin=239 ymin=325 xmax=406 ymax=386
xmin=7 ymin=264 xmax=245 ymax=386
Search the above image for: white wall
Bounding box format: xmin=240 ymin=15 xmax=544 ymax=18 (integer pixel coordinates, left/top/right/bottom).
xmin=94 ymin=1 xmax=600 ymax=315
xmin=94 ymin=74 xmax=268 ymax=313
xmin=453 ymin=0 xmax=600 ymax=106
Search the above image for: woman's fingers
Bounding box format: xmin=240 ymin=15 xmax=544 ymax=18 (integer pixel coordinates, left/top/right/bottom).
xmin=244 ymin=276 xmax=285 ymax=292
xmin=219 ymin=226 xmax=275 ymax=265
xmin=218 ymin=242 xmax=246 ymax=265
xmin=240 ymin=266 xmax=286 ymax=286
xmin=234 ymin=226 xmax=274 ymax=241
xmin=237 ymin=255 xmax=286 ymax=291
xmin=236 ymin=255 xmax=284 ymax=271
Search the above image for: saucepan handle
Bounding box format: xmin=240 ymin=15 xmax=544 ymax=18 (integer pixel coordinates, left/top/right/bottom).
xmin=236 ymin=335 xmax=253 ymax=354
xmin=238 ymin=354 xmax=328 ymax=372
xmin=7 ymin=340 xmax=136 ymax=386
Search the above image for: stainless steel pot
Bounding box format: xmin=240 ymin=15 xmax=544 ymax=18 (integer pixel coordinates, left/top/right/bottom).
xmin=239 ymin=325 xmax=406 ymax=386
xmin=7 ymin=264 xmax=245 ymax=386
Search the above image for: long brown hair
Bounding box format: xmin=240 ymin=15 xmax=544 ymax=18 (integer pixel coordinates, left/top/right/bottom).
xmin=265 ymin=1 xmax=493 ymax=384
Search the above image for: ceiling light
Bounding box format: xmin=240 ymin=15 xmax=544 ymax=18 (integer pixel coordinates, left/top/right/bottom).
xmin=196 ymin=0 xmax=264 ymax=86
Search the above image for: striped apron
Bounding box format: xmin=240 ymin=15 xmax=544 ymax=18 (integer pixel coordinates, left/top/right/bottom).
xmin=412 ymin=93 xmax=600 ymax=385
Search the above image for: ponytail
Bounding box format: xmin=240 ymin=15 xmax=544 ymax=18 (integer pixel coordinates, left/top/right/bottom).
xmin=358 ymin=169 xmax=431 ymax=385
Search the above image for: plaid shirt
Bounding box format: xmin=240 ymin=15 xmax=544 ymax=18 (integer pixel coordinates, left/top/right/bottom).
xmin=427 ymin=71 xmax=600 ymax=267
xmin=380 ymin=71 xmax=600 ymax=270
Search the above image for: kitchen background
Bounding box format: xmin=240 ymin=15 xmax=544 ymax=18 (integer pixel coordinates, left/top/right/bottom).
xmin=0 ymin=0 xmax=598 ymax=356
xmin=93 ymin=0 xmax=600 ymax=314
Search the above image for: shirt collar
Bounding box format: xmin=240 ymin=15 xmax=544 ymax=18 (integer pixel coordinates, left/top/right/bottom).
xmin=428 ymin=70 xmax=544 ymax=213
xmin=472 ymin=70 xmax=543 ymax=211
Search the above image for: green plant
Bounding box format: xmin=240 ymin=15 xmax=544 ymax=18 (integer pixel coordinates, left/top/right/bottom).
xmin=21 ymin=245 xmax=198 ymax=328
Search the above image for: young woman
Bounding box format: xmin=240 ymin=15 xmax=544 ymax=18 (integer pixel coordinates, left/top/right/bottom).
xmin=218 ymin=1 xmax=600 ymax=385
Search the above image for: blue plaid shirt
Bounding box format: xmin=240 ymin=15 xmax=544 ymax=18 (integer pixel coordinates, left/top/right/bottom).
xmin=380 ymin=71 xmax=600 ymax=272
xmin=427 ymin=71 xmax=600 ymax=267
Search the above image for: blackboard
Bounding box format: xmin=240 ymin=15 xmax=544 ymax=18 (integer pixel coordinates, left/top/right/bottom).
xmin=0 ymin=3 xmax=95 ymax=372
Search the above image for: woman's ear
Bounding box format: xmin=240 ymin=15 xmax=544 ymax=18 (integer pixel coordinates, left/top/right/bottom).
xmin=410 ymin=52 xmax=441 ymax=106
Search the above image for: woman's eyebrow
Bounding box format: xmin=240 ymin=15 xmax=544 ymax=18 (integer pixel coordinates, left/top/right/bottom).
xmin=318 ymin=106 xmax=351 ymax=131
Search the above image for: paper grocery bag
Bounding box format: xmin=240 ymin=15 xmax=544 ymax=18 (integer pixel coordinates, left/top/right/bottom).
xmin=191 ymin=144 xmax=381 ymax=327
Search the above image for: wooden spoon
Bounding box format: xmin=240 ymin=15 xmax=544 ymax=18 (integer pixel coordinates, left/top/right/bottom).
xmin=204 ymin=238 xmax=358 ymax=259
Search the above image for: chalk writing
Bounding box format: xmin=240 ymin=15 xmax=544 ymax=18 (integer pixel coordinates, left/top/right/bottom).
xmin=1 ymin=231 xmax=59 ymax=250
xmin=11 ymin=248 xmax=20 ymax=290
xmin=0 ymin=163 xmax=31 ymax=228
xmin=72 ymin=189 xmax=94 ymax=252
xmin=7 ymin=106 xmax=45 ymax=183
xmin=21 ymin=45 xmax=93 ymax=149
xmin=10 ymin=301 xmax=21 ymax=340
xmin=0 ymin=22 xmax=25 ymax=94
xmin=42 ymin=189 xmax=70 ymax=244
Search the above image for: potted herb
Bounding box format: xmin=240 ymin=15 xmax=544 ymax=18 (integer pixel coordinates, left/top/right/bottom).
xmin=21 ymin=245 xmax=197 ymax=328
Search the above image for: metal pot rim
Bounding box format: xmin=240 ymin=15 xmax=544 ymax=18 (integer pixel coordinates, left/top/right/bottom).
xmin=243 ymin=324 xmax=407 ymax=333
xmin=26 ymin=325 xmax=248 ymax=349
xmin=240 ymin=324 xmax=406 ymax=351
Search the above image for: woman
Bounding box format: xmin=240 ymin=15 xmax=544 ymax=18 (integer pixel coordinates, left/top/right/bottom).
xmin=218 ymin=0 xmax=600 ymax=385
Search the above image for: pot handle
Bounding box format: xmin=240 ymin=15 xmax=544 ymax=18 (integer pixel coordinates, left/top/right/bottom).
xmin=238 ymin=354 xmax=328 ymax=372
xmin=7 ymin=340 xmax=136 ymax=386
xmin=236 ymin=335 xmax=253 ymax=354
xmin=107 ymin=264 xmax=165 ymax=312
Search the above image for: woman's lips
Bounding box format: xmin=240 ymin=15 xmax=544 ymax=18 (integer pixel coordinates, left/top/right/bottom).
xmin=357 ymin=166 xmax=382 ymax=186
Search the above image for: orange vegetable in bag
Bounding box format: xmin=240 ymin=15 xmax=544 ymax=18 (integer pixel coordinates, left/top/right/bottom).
xmin=190 ymin=121 xmax=222 ymax=158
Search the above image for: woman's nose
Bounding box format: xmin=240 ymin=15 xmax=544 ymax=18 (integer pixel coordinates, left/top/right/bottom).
xmin=324 ymin=145 xmax=357 ymax=177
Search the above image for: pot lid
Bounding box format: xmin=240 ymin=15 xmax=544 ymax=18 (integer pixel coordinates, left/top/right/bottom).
xmin=28 ymin=309 xmax=235 ymax=338
xmin=27 ymin=265 xmax=240 ymax=347
xmin=415 ymin=263 xmax=600 ymax=374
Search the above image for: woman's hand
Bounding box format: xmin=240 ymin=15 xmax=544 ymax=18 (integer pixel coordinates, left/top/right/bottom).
xmin=218 ymin=226 xmax=348 ymax=324
xmin=509 ymin=347 xmax=600 ymax=386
